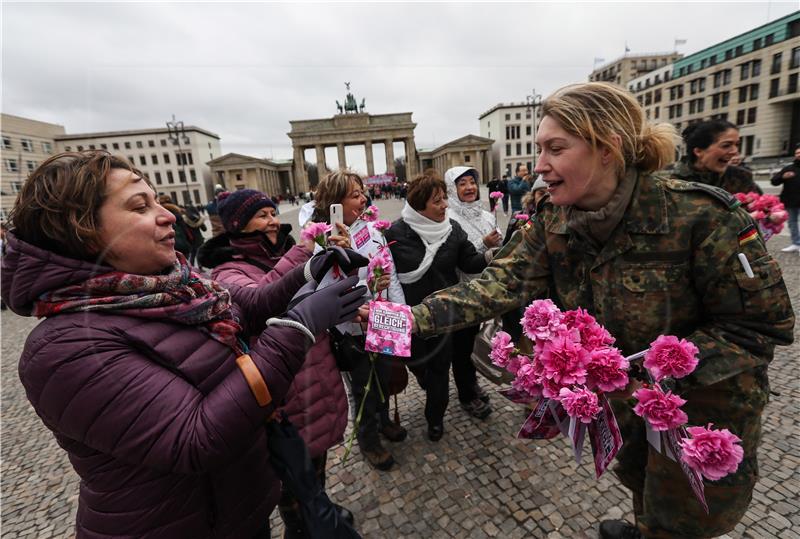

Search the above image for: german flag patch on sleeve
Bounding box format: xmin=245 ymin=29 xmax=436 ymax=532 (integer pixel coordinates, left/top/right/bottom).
xmin=738 ymin=223 xmax=758 ymax=246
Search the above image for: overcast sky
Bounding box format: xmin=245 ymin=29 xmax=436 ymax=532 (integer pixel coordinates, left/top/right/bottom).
xmin=3 ymin=1 xmax=798 ymax=175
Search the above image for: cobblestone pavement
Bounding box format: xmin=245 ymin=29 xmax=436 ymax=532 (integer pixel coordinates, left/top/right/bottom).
xmin=2 ymin=192 xmax=798 ymax=538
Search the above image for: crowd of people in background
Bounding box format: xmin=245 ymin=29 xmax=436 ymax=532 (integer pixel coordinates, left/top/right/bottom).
xmin=1 ymin=82 xmax=796 ymax=539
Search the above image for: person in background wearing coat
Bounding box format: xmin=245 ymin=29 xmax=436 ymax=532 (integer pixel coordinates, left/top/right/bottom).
xmin=772 ymin=144 xmax=800 ymax=254
xmin=500 ymin=174 xmax=510 ymax=214
xmin=669 ymin=119 xmax=762 ymax=195
xmin=486 ymin=176 xmax=503 ymax=212
xmin=206 ymin=184 xmax=226 ymax=237
xmin=385 ymin=171 xmax=491 ymax=442
xmin=443 ymin=166 xmax=500 ymax=419
xmin=507 ymin=164 xmax=532 ymax=212
xmin=197 ymin=189 xmax=354 ymax=537
xmin=2 ymin=151 xmax=368 ymax=539
xmin=299 ymin=170 xmax=407 ymax=471
xmin=403 ymin=82 xmax=794 ymax=538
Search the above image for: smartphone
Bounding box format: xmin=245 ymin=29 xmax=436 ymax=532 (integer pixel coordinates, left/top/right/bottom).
xmin=329 ymin=203 xmax=344 ymax=234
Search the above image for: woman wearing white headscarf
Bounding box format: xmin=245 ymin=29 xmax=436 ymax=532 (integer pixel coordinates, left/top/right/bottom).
xmin=443 ymin=166 xmax=501 ymax=419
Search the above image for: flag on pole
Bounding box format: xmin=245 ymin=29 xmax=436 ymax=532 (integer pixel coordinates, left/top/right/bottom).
xmin=625 ymin=42 xmax=630 ymax=53
xmin=675 ymin=38 xmax=687 ymax=47
xmin=594 ymin=57 xmax=605 ymax=66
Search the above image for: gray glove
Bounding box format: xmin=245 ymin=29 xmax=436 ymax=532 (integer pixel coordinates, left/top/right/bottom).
xmin=305 ymin=246 xmax=369 ymax=283
xmin=286 ymin=275 xmax=367 ymax=336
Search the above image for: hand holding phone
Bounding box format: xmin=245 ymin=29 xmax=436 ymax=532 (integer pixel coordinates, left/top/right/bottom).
xmin=329 ymin=204 xmax=344 ymax=231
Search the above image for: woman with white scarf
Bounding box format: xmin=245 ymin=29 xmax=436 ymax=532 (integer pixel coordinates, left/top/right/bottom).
xmin=443 ymin=166 xmax=502 ymax=420
xmin=386 ymin=171 xmax=491 ymax=442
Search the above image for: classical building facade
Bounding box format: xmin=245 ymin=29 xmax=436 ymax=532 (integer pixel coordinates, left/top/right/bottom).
xmin=55 ymin=125 xmax=222 ymax=206
xmin=1 ymin=113 xmax=65 ymax=222
xmin=287 ymin=112 xmax=417 ymax=192
xmin=627 ymin=11 xmax=800 ymax=160
xmin=208 ymin=153 xmax=294 ymax=195
xmin=589 ymin=52 xmax=683 ymax=87
xmin=479 ymin=102 xmax=542 ymax=179
xmin=417 ymin=134 xmax=494 ymax=182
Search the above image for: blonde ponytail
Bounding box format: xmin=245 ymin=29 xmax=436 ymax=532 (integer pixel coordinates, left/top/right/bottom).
xmin=635 ymin=122 xmax=679 ymax=173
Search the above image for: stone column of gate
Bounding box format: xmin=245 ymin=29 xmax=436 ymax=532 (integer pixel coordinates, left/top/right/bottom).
xmin=365 ymin=140 xmax=375 ymax=177
xmin=385 ymin=138 xmax=395 ymax=174
xmin=293 ymin=146 xmax=308 ymax=193
xmin=487 ymin=149 xmax=494 ymax=182
xmin=476 ymin=151 xmax=484 ymax=184
xmin=337 ymin=143 xmax=347 ymax=170
xmin=315 ymin=145 xmax=327 ymax=177
xmin=404 ymin=137 xmax=417 ymax=179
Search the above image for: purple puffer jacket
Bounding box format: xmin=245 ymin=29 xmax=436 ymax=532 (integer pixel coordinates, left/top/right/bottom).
xmin=210 ymin=233 xmax=348 ymax=459
xmin=2 ymin=233 xmax=311 ymax=539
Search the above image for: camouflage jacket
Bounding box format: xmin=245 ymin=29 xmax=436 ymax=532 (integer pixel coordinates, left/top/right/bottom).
xmin=413 ymin=170 xmax=794 ymax=404
xmin=669 ymin=159 xmax=762 ymax=195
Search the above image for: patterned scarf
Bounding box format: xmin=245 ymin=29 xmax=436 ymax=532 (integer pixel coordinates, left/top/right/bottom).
xmin=34 ymin=254 xmax=244 ymax=353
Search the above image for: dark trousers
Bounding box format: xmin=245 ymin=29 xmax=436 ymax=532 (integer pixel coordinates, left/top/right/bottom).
xmin=349 ymin=348 xmax=391 ymax=448
xmin=489 ymin=198 xmax=497 ymax=212
xmin=408 ymin=334 xmax=452 ymax=427
xmin=451 ymin=325 xmax=480 ymax=403
xmin=278 ymin=453 xmax=327 ymax=537
xmin=501 ymin=194 xmax=509 ymax=213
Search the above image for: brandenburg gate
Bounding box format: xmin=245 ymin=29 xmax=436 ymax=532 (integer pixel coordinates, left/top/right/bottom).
xmin=287 ymin=84 xmax=417 ymax=192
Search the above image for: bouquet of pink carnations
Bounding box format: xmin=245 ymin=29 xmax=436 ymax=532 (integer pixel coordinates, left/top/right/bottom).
xmin=491 ymin=300 xmax=743 ymax=512
xmin=734 ymin=192 xmax=788 ymax=240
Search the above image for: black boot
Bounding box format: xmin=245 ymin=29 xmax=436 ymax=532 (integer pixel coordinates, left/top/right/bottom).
xmin=599 ymin=520 xmax=642 ymax=539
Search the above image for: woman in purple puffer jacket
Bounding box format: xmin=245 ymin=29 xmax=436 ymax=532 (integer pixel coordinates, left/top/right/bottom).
xmin=1 ymin=151 xmax=367 ymax=539
xmin=197 ymin=189 xmax=352 ymax=537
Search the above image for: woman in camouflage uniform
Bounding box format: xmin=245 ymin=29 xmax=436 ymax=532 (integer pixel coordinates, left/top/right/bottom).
xmin=406 ymin=82 xmax=794 ymax=538
xmin=669 ymin=119 xmax=762 ymax=195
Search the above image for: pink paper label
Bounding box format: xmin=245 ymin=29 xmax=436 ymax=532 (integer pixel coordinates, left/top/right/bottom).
xmin=517 ymin=399 xmax=560 ymax=439
xmin=352 ymin=223 xmax=372 ymax=250
xmin=664 ymin=427 xmax=709 ymax=514
xmin=365 ymin=300 xmax=412 ymax=357
xmin=588 ymin=394 xmax=623 ymax=478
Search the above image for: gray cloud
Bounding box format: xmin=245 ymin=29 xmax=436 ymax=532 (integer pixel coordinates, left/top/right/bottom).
xmin=3 ymin=2 xmax=797 ymax=174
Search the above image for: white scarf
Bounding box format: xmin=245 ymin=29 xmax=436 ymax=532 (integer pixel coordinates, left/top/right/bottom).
xmin=397 ymin=202 xmax=452 ymax=284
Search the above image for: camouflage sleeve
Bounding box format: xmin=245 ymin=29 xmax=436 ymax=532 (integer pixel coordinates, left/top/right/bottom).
xmin=412 ymin=217 xmax=551 ymax=337
xmin=678 ymin=207 xmax=794 ymax=390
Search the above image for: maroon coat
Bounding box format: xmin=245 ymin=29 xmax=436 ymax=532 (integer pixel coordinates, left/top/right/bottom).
xmin=2 ymin=233 xmax=311 ymax=539
xmin=205 ymin=229 xmax=348 ymax=458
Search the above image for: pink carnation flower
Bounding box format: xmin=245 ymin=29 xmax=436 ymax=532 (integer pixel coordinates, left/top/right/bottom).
xmin=514 ymin=213 xmax=530 ymax=221
xmin=643 ymin=335 xmax=699 ymax=382
xmin=632 ymin=386 xmax=688 ymax=431
xmin=489 ymin=191 xmax=504 ymax=199
xmin=373 ymin=219 xmax=392 ymax=232
xmin=586 ymin=346 xmax=629 ymax=392
xmin=366 ymin=248 xmax=393 ymax=289
xmin=558 ymin=387 xmax=600 ymax=424
xmin=538 ymin=330 xmax=590 ymax=386
xmin=489 ymin=331 xmax=514 ymax=368
xmin=562 ymin=308 xmax=615 ymax=351
xmin=680 ymin=424 xmax=744 ymax=481
xmin=360 ymin=205 xmax=380 ymax=222
xmin=521 ymin=299 xmax=565 ymax=343
xmin=300 ymin=222 xmax=332 ymax=247
xmin=512 ymin=361 xmax=541 ymax=397
xmin=506 ymin=354 xmax=529 ymax=376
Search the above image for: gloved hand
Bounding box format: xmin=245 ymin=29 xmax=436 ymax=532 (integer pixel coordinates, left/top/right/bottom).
xmin=286 ymin=275 xmax=367 ymax=336
xmin=305 ymin=246 xmax=369 ymax=283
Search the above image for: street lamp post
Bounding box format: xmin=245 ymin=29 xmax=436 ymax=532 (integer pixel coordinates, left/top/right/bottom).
xmin=166 ymin=115 xmax=192 ymax=207
xmin=526 ymin=90 xmax=542 ymax=170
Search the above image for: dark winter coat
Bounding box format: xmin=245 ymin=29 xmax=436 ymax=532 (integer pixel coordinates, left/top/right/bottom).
xmin=1 ymin=232 xmax=311 ymax=539
xmin=385 ymin=219 xmax=487 ymax=307
xmin=201 ymin=225 xmax=348 ymax=459
xmin=770 ymin=159 xmax=800 ymax=207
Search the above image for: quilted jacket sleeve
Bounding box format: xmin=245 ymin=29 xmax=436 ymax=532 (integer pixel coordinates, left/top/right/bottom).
xmin=224 ymin=265 xmax=307 ymax=336
xmin=19 ymin=321 xmax=311 ymax=474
